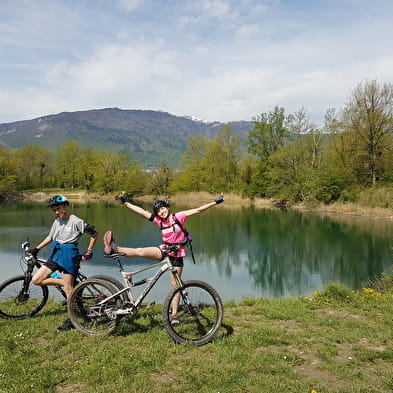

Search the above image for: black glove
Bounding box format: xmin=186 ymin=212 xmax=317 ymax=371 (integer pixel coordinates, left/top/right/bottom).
xmin=82 ymin=250 xmax=93 ymax=261
xmin=215 ymin=195 xmax=224 ymax=204
xmin=116 ymin=193 xmax=128 ymax=204
xmin=29 ymin=247 xmax=39 ymax=258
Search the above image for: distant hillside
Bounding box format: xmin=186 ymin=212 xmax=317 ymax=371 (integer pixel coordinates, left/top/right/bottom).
xmin=0 ymin=108 xmax=254 ymax=167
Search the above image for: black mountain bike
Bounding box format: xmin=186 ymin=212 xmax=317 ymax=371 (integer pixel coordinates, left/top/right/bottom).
xmin=0 ymin=241 xmax=123 ymax=320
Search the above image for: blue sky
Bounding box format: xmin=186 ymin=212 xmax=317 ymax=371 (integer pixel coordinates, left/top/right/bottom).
xmin=1 ymin=0 xmax=392 ymax=126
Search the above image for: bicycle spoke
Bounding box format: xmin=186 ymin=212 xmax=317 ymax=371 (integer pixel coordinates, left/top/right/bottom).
xmin=162 ymin=280 xmax=223 ymax=346
xmin=68 ymin=279 xmax=121 ymax=336
xmin=0 ymin=276 xmax=48 ymax=319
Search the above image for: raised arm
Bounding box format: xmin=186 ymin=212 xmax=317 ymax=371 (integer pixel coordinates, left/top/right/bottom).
xmin=124 ymin=201 xmax=152 ymax=219
xmin=183 ymin=195 xmax=224 ymax=217
xmin=116 ymin=193 xmax=152 ymax=219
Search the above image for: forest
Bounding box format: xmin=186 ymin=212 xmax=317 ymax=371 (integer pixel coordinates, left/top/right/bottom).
xmin=1 ymin=80 xmax=393 ymax=208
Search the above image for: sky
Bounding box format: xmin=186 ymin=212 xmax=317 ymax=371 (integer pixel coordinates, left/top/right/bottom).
xmin=1 ymin=0 xmax=393 ymax=127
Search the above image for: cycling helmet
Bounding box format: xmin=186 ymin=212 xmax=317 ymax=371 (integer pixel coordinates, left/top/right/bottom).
xmin=47 ymin=195 xmax=69 ymax=207
xmin=152 ymin=199 xmax=170 ymax=215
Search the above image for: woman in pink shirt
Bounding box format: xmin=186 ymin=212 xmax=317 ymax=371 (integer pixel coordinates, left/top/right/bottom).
xmin=103 ymin=194 xmax=224 ymax=325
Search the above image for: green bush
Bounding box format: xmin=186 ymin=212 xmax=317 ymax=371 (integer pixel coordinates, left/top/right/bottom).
xmin=320 ymin=282 xmax=354 ymax=301
xmin=366 ymin=268 xmax=393 ymax=294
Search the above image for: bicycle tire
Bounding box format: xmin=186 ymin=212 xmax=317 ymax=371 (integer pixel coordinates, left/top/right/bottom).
xmin=0 ymin=275 xmax=49 ymax=320
xmin=162 ymin=280 xmax=223 ymax=346
xmin=67 ymin=278 xmax=121 ymax=336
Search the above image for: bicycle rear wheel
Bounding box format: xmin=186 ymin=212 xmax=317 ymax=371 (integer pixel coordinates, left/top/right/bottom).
xmin=67 ymin=278 xmax=121 ymax=336
xmin=162 ymin=280 xmax=223 ymax=346
xmin=0 ymin=275 xmax=49 ymax=320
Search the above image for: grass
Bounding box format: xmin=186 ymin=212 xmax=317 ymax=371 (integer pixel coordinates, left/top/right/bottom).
xmin=1 ymin=283 xmax=393 ymax=393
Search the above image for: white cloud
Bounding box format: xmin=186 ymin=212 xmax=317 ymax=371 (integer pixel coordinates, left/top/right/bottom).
xmin=234 ymin=24 xmax=260 ymax=39
xmin=1 ymin=0 xmax=393 ymax=126
xmin=116 ymin=0 xmax=144 ymax=11
xmin=0 ymin=89 xmax=68 ymax=123
xmin=198 ymin=0 xmax=233 ymax=18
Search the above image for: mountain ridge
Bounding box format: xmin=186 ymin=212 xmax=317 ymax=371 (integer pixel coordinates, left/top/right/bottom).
xmin=0 ymin=108 xmax=254 ymax=167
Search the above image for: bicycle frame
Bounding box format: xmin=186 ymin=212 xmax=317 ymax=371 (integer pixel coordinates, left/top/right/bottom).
xmin=97 ymin=253 xmax=183 ymax=316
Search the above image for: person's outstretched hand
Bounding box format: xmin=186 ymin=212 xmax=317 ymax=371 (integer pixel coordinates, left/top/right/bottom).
xmin=116 ymin=192 xmax=128 ymax=204
xmin=215 ymin=195 xmax=224 ymax=204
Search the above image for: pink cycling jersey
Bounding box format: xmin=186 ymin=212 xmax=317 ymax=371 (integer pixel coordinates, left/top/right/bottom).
xmin=152 ymin=211 xmax=187 ymax=257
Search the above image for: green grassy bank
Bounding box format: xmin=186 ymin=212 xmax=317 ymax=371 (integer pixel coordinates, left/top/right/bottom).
xmin=1 ymin=283 xmax=393 ymax=393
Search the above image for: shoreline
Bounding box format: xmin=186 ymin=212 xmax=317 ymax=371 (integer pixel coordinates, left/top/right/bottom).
xmin=13 ymin=190 xmax=393 ymax=220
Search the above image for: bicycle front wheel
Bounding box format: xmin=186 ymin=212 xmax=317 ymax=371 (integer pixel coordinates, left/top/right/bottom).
xmin=162 ymin=280 xmax=223 ymax=346
xmin=88 ymin=274 xmax=128 ymax=302
xmin=0 ymin=275 xmax=49 ymax=320
xmin=68 ymin=278 xmax=121 ymax=336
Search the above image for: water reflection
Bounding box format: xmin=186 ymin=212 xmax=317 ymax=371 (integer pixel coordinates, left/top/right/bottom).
xmin=0 ymin=201 xmax=392 ymax=300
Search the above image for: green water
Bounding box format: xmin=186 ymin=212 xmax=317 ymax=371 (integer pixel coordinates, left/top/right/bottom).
xmin=0 ymin=201 xmax=392 ymax=301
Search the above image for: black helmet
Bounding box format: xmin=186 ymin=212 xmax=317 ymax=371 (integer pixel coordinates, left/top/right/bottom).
xmin=48 ymin=195 xmax=69 ymax=207
xmin=152 ymin=199 xmax=170 ymax=215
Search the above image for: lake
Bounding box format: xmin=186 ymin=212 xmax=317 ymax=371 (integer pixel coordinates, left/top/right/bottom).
xmin=0 ymin=200 xmax=392 ymax=302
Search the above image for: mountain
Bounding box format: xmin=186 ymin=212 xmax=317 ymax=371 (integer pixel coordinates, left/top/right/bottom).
xmin=0 ymin=108 xmax=254 ymax=167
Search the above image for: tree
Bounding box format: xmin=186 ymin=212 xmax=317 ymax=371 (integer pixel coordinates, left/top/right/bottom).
xmin=172 ymin=127 xmax=241 ymax=193
xmin=237 ymin=153 xmax=258 ymax=196
xmin=245 ymin=106 xmax=290 ymax=197
xmin=341 ymin=79 xmax=393 ymax=186
xmin=113 ymin=160 xmax=148 ymax=196
xmin=0 ymin=146 xmax=17 ymax=197
xmin=93 ymin=151 xmax=134 ymax=193
xmin=246 ymin=106 xmax=289 ymax=160
xmin=170 ymin=135 xmax=210 ymax=192
xmin=267 ymin=109 xmax=323 ymax=201
xmin=200 ymin=125 xmax=241 ymax=192
xmin=15 ymin=144 xmax=53 ymax=189
xmin=148 ymin=162 xmax=175 ymax=197
xmin=56 ymin=141 xmax=83 ymax=188
xmin=79 ymin=147 xmax=98 ymax=191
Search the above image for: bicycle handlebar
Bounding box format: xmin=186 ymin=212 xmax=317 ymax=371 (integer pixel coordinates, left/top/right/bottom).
xmin=21 ymin=241 xmax=30 ymax=251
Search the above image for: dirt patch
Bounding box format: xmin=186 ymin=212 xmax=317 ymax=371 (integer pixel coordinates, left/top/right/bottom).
xmin=56 ymin=382 xmax=87 ymax=393
xmin=358 ymin=337 xmax=386 ymax=352
xmin=274 ymin=319 xmax=305 ymax=334
xmin=293 ymin=350 xmax=353 ymax=390
xmin=151 ymin=371 xmax=178 ymax=383
xmin=316 ymin=308 xmax=364 ymax=321
xmin=334 ymin=343 xmax=355 ymax=364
